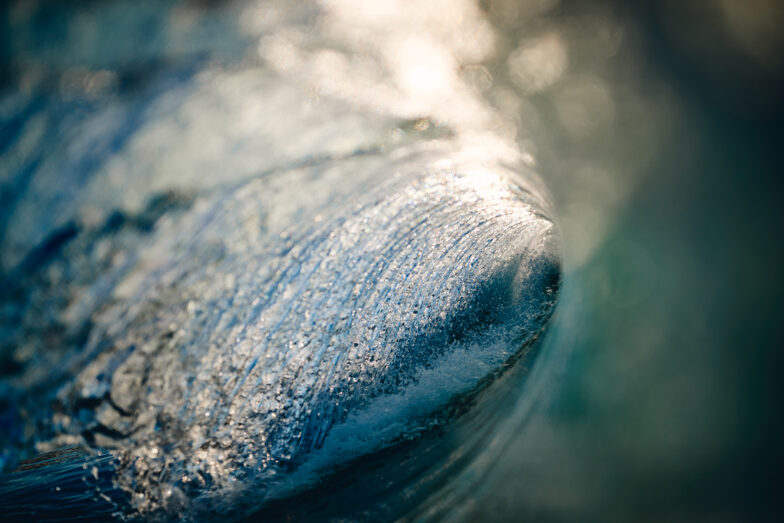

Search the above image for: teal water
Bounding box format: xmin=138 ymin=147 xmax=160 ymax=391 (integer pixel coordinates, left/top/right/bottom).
xmin=1 ymin=0 xmax=782 ymax=520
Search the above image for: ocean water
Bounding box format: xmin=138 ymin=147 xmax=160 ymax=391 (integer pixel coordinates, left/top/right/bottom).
xmin=1 ymin=0 xmax=782 ymax=521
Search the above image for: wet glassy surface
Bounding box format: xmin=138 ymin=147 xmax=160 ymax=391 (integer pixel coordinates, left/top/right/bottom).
xmin=1 ymin=0 xmax=782 ymax=520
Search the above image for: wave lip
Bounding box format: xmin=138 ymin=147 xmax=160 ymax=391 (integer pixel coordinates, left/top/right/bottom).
xmin=48 ymin=152 xmax=561 ymax=518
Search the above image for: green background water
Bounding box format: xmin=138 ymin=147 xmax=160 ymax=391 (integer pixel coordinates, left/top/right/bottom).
xmin=468 ymin=1 xmax=784 ymax=520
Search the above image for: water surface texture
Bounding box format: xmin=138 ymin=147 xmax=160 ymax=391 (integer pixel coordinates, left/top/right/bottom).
xmin=1 ymin=0 xmax=562 ymax=519
xmin=2 ymin=0 xmax=783 ymax=521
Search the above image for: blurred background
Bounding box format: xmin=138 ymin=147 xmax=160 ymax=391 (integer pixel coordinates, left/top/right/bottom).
xmin=2 ymin=0 xmax=783 ymax=520
xmin=461 ymin=1 xmax=784 ymax=521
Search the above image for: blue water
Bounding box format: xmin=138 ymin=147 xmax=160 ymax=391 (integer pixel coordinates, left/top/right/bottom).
xmin=2 ymin=0 xmax=782 ymax=521
xmin=1 ymin=0 xmax=563 ymax=518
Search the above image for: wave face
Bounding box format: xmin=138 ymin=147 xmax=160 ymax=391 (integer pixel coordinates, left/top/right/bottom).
xmin=60 ymin=148 xmax=559 ymax=517
xmin=0 ymin=0 xmax=562 ymax=519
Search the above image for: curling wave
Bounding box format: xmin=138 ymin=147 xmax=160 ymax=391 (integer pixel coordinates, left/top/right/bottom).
xmin=59 ymin=143 xmax=560 ymax=518
xmin=0 ymin=0 xmax=562 ymax=519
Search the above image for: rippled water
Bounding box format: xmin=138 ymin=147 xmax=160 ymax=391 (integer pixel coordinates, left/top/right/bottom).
xmin=2 ymin=0 xmax=782 ymax=521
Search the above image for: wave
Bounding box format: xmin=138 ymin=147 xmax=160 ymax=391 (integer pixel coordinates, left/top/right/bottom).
xmin=0 ymin=0 xmax=562 ymax=519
